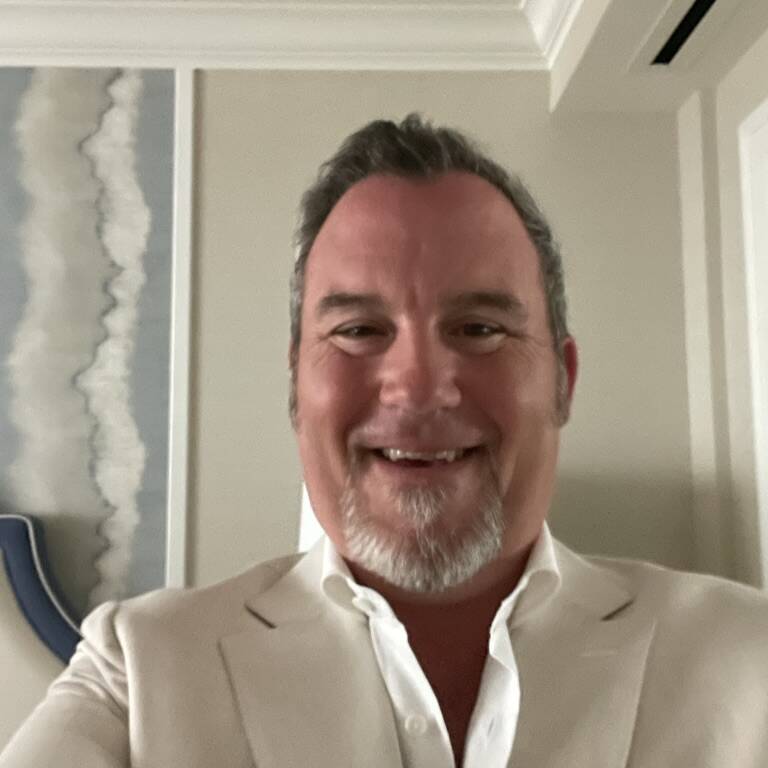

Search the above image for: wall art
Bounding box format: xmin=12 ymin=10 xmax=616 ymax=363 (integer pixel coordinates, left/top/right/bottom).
xmin=0 ymin=67 xmax=175 ymax=633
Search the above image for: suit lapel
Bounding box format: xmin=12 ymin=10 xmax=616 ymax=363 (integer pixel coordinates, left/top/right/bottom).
xmin=219 ymin=542 xmax=403 ymax=768
xmin=510 ymin=543 xmax=656 ymax=768
xmin=220 ymin=537 xmax=656 ymax=768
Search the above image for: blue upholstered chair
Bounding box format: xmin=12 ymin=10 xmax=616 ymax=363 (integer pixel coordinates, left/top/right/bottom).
xmin=0 ymin=514 xmax=81 ymax=662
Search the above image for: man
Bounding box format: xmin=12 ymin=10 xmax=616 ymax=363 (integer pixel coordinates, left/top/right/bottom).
xmin=2 ymin=114 xmax=767 ymax=768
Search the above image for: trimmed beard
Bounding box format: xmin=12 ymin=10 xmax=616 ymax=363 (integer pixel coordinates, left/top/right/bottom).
xmin=340 ymin=454 xmax=504 ymax=593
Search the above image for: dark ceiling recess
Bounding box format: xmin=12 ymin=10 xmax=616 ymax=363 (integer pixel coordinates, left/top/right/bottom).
xmin=652 ymin=0 xmax=719 ymax=64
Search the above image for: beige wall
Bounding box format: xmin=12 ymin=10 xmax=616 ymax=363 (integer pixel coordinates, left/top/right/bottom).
xmin=713 ymin=24 xmax=768 ymax=585
xmin=675 ymin=23 xmax=768 ymax=588
xmin=190 ymin=69 xmax=693 ymax=587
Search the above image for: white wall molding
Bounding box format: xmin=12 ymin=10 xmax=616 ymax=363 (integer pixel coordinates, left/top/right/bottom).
xmin=165 ymin=67 xmax=194 ymax=588
xmin=677 ymin=91 xmax=725 ymax=577
xmin=715 ymin=34 xmax=768 ymax=587
xmin=738 ymin=97 xmax=768 ymax=585
xmin=0 ymin=0 xmax=565 ymax=69
xmin=523 ymin=0 xmax=584 ymax=65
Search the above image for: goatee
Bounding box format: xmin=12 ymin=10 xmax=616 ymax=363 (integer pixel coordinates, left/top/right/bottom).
xmin=340 ymin=454 xmax=504 ymax=593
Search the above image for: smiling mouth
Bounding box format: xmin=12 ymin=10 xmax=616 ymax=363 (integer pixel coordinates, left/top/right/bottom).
xmin=370 ymin=446 xmax=480 ymax=468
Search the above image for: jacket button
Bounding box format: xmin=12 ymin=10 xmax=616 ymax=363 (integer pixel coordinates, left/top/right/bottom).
xmin=404 ymin=714 xmax=428 ymax=735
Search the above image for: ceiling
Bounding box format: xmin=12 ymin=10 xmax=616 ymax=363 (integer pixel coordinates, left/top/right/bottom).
xmin=0 ymin=0 xmax=767 ymax=112
xmin=0 ymin=0 xmax=583 ymax=70
xmin=554 ymin=0 xmax=768 ymax=111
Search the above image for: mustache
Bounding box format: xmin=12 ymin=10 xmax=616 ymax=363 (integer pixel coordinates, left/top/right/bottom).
xmin=351 ymin=413 xmax=487 ymax=448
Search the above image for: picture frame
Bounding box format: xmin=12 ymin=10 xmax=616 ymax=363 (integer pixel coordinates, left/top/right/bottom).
xmin=0 ymin=60 xmax=192 ymax=656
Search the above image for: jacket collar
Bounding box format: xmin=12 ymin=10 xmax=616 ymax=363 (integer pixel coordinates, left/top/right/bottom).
xmin=221 ymin=535 xmax=654 ymax=768
xmin=510 ymin=540 xmax=655 ymax=768
xmin=220 ymin=539 xmax=402 ymax=768
xmin=553 ymin=538 xmax=635 ymax=619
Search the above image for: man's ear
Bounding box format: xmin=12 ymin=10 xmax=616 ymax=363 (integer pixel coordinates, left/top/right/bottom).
xmin=288 ymin=343 xmax=299 ymax=430
xmin=562 ymin=335 xmax=578 ymax=405
xmin=556 ymin=335 xmax=578 ymax=425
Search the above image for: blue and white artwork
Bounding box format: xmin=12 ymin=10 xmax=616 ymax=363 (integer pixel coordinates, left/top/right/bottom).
xmin=0 ymin=68 xmax=174 ymax=621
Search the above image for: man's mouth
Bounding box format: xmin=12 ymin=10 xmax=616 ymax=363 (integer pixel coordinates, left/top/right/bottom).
xmin=370 ymin=446 xmax=479 ymax=468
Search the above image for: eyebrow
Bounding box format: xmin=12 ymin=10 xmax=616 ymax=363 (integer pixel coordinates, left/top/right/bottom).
xmin=315 ymin=292 xmax=389 ymax=318
xmin=443 ymin=291 xmax=528 ymax=321
xmin=314 ymin=290 xmax=528 ymax=321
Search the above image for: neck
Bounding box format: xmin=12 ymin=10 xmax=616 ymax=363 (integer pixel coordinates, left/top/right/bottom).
xmin=344 ymin=538 xmax=536 ymax=628
xmin=345 ymin=536 xmax=540 ymax=768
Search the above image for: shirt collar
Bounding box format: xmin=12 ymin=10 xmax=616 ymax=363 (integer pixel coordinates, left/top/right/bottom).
xmin=321 ymin=535 xmax=400 ymax=622
xmin=320 ymin=522 xmax=561 ymax=629
xmin=498 ymin=522 xmax=561 ymax=629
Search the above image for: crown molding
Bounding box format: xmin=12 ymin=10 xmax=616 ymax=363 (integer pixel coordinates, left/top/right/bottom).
xmin=0 ymin=0 xmax=556 ymax=69
xmin=521 ymin=0 xmax=584 ymax=65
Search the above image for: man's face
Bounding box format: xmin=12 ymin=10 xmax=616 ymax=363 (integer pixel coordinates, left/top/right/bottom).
xmin=294 ymin=172 xmax=576 ymax=592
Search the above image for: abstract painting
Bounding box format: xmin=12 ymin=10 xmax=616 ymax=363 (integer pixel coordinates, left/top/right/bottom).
xmin=0 ymin=68 xmax=174 ymax=621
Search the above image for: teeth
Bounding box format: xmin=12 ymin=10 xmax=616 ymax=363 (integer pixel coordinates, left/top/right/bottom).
xmin=380 ymin=448 xmax=466 ymax=463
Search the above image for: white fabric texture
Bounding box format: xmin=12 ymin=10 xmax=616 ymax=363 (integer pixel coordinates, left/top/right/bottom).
xmin=4 ymin=532 xmax=768 ymax=768
xmin=321 ymin=524 xmax=561 ymax=768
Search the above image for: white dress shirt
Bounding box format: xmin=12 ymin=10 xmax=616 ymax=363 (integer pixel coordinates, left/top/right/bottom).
xmin=320 ymin=524 xmax=561 ymax=768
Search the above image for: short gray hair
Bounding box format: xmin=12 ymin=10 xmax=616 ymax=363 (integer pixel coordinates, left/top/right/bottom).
xmin=289 ymin=113 xmax=570 ymax=423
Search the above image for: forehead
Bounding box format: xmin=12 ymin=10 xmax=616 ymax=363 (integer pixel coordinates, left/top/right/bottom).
xmin=304 ymin=172 xmax=542 ymax=302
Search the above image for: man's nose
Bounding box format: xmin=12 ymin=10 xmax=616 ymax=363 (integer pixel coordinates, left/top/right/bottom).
xmin=378 ymin=329 xmax=461 ymax=413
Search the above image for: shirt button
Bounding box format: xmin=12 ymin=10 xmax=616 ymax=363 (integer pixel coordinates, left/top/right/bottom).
xmin=352 ymin=597 xmax=376 ymax=615
xmin=404 ymin=714 xmax=428 ymax=735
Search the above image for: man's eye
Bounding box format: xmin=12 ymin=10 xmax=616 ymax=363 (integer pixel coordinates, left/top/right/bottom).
xmin=334 ymin=325 xmax=382 ymax=338
xmin=447 ymin=321 xmax=509 ymax=353
xmin=330 ymin=323 xmax=389 ymax=355
xmin=460 ymin=323 xmax=503 ymax=337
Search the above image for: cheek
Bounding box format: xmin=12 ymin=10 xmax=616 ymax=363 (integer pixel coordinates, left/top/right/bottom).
xmin=461 ymin=355 xmax=559 ymax=464
xmin=296 ymin=351 xmax=379 ymax=538
xmin=462 ymin=353 xmax=553 ymax=418
xmin=296 ymin=348 xmax=372 ymax=441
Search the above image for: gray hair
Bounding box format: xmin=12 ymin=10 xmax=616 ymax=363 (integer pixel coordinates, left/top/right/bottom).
xmin=289 ymin=113 xmax=570 ymax=423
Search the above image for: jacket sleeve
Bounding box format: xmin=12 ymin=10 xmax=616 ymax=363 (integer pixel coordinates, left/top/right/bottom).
xmin=0 ymin=601 xmax=130 ymax=768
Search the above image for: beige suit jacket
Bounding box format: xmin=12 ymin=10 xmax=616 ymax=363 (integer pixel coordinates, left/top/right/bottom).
xmin=1 ymin=537 xmax=767 ymax=768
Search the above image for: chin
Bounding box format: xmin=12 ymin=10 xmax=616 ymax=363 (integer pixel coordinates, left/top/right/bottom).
xmin=340 ymin=478 xmax=505 ymax=593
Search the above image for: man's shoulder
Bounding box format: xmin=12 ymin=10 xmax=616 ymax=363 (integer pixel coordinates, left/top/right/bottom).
xmin=557 ymin=547 xmax=768 ymax=734
xmin=571 ymin=546 xmax=768 ymax=646
xmin=83 ymin=549 xmax=308 ymax=642
xmin=581 ymin=548 xmax=765 ymax=605
xmin=129 ymin=549 xmax=306 ymax=615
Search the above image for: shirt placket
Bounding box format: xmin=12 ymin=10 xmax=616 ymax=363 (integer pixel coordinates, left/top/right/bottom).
xmin=367 ymin=614 xmax=457 ymax=768
xmin=462 ymin=620 xmax=520 ymax=768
